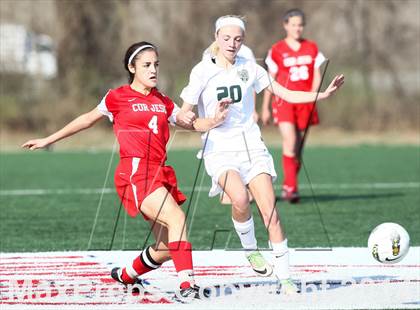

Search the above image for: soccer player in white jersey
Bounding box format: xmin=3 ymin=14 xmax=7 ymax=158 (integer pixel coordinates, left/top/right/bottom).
xmin=180 ymin=15 xmax=343 ymax=294
xmin=201 ymin=43 xmax=259 ymax=204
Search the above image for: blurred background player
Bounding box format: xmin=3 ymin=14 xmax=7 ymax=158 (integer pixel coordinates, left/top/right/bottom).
xmin=21 ymin=41 xmax=216 ymax=300
xmin=261 ymin=9 xmax=326 ymax=203
xmin=180 ymin=15 xmax=343 ymax=294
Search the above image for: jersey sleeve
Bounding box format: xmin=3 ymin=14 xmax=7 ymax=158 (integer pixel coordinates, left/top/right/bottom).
xmin=265 ymin=48 xmax=278 ymax=75
xmin=180 ymin=64 xmax=205 ymax=105
xmin=253 ymin=64 xmax=274 ymax=94
xmin=166 ymin=98 xmax=181 ymax=125
xmin=314 ymin=51 xmax=326 ymax=68
xmin=159 ymin=92 xmax=180 ymax=125
xmin=97 ymin=90 xmax=114 ymax=122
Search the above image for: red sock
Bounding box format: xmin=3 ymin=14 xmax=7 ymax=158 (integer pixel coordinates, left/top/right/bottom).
xmin=282 ymin=154 xmax=298 ymax=192
xmin=121 ymin=246 xmax=161 ymax=284
xmin=168 ymin=241 xmax=194 ymax=289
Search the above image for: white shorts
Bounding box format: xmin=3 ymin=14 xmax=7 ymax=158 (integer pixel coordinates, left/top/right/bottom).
xmin=203 ymin=148 xmax=277 ymax=197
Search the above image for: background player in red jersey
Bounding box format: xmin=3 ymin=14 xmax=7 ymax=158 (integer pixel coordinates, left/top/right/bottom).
xmin=21 ymin=41 xmax=225 ymax=300
xmin=261 ymin=9 xmax=326 ymax=203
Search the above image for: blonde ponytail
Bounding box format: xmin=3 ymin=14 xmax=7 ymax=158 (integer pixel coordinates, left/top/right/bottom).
xmin=208 ymin=41 xmax=220 ymax=57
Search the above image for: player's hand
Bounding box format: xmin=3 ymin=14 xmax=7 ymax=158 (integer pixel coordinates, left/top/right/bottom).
xmin=321 ymin=74 xmax=344 ymax=99
xmin=213 ymin=98 xmax=232 ymax=126
xmin=176 ymin=109 xmax=196 ymax=126
xmin=261 ymin=108 xmax=271 ymax=125
xmin=21 ymin=138 xmax=50 ymax=150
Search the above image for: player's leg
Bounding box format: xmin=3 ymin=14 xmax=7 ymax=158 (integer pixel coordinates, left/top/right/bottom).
xmin=279 ymin=122 xmax=300 ymax=203
xmin=295 ymin=104 xmax=320 ymax=175
xmin=114 ymin=222 xmax=171 ymax=285
xmin=248 ymin=174 xmax=299 ymax=294
xmin=248 ymin=173 xmax=284 ymax=243
xmin=219 ymin=170 xmax=272 ymax=276
xmin=219 ymin=170 xmax=250 ymax=220
xmin=140 ymin=187 xmax=195 ymax=290
xmin=219 ymin=170 xmax=254 ymax=243
xmin=142 ymin=187 xmax=211 ymax=299
xmin=220 ymin=189 xmax=254 ymax=204
xmin=295 ymin=129 xmax=304 ymax=173
xmin=150 ymin=221 xmax=171 ymax=259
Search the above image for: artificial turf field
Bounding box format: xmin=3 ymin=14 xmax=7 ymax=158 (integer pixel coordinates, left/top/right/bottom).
xmin=0 ymin=145 xmax=419 ymax=253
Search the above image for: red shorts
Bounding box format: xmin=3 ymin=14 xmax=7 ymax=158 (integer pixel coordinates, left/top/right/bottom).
xmin=272 ymin=100 xmax=319 ymax=130
xmin=114 ymin=157 xmax=186 ymax=219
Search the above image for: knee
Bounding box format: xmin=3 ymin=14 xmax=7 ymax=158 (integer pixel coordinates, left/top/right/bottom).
xmin=229 ymin=193 xmax=249 ymax=212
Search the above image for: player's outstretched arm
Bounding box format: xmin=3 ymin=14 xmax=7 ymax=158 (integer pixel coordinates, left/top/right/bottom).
xmin=261 ymin=89 xmax=272 ymax=125
xmin=261 ymin=71 xmax=276 ymax=125
xmin=21 ymin=108 xmax=104 ymax=150
xmin=181 ymin=98 xmax=232 ymax=132
xmin=267 ymin=74 xmax=344 ymax=104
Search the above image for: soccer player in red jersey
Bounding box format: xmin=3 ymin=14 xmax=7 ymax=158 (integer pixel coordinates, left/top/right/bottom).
xmin=22 ymin=41 xmax=220 ymax=300
xmin=261 ymin=9 xmax=327 ymax=203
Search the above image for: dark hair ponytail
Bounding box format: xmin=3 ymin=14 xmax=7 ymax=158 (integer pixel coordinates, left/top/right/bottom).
xmin=123 ymin=41 xmax=158 ymax=83
xmin=283 ymin=8 xmax=306 ymax=26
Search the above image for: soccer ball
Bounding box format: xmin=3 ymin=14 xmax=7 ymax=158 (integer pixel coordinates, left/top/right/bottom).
xmin=368 ymin=223 xmax=410 ymax=264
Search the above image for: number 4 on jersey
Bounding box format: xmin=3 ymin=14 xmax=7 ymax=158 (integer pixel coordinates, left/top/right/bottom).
xmin=148 ymin=115 xmax=158 ymax=134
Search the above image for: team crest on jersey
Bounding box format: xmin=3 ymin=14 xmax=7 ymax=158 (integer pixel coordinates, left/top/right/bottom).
xmin=237 ymin=69 xmax=249 ymax=82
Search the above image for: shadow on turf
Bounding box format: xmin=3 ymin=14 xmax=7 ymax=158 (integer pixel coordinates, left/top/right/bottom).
xmin=275 ymin=192 xmax=404 ymax=204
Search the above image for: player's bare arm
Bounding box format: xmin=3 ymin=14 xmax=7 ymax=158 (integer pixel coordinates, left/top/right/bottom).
xmin=261 ymin=71 xmax=277 ymax=125
xmin=181 ymin=98 xmax=232 ymax=132
xmin=311 ymin=67 xmax=322 ymax=92
xmin=252 ymin=92 xmax=259 ymax=123
xmin=266 ymin=74 xmax=344 ymax=103
xmin=21 ymin=107 xmax=104 ymax=150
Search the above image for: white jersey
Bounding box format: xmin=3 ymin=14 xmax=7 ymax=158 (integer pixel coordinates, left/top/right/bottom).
xmin=180 ymin=55 xmax=273 ymax=155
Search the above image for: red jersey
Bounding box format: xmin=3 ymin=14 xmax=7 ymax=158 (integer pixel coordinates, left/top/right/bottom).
xmin=97 ymin=85 xmax=178 ymax=162
xmin=265 ymin=39 xmax=325 ymax=103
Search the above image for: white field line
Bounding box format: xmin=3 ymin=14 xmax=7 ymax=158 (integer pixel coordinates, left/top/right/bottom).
xmin=0 ymin=182 xmax=419 ymax=197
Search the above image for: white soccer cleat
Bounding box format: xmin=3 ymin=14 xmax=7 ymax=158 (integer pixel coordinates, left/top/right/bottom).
xmin=245 ymin=250 xmax=273 ymax=277
xmin=275 ymin=278 xmax=301 ymax=295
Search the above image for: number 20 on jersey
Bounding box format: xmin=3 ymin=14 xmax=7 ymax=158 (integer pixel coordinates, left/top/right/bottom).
xmin=216 ymin=85 xmax=242 ymax=103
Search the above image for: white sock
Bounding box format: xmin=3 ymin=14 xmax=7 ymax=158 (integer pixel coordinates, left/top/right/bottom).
xmin=232 ymin=217 xmax=258 ymax=250
xmin=269 ymin=239 xmax=290 ymax=280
